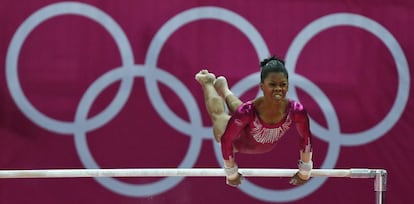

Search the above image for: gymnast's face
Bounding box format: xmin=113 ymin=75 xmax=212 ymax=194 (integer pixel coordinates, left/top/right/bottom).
xmin=260 ymin=72 xmax=289 ymax=101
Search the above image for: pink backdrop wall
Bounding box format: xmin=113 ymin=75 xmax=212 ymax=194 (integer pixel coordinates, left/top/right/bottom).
xmin=1 ymin=0 xmax=412 ymax=203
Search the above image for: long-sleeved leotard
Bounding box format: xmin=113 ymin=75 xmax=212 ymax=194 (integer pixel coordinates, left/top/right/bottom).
xmin=220 ymin=99 xmax=312 ymax=160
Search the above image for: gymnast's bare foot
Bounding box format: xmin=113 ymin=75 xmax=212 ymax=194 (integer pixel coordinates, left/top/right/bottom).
xmin=195 ymin=69 xmax=216 ymax=85
xmin=214 ymin=76 xmax=232 ymax=99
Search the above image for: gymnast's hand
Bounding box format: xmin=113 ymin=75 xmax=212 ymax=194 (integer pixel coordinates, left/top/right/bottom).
xmin=226 ymin=173 xmax=243 ymax=187
xmin=224 ymin=160 xmax=242 ymax=187
xmin=290 ymin=160 xmax=313 ymax=185
xmin=289 ymin=171 xmax=310 ymax=185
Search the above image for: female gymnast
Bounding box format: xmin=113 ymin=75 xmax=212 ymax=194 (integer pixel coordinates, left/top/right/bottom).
xmin=195 ymin=56 xmax=313 ymax=187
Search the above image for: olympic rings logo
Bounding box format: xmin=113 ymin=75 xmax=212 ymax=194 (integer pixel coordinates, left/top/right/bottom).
xmin=6 ymin=2 xmax=410 ymax=202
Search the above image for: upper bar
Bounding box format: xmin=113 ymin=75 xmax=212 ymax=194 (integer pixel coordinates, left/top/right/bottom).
xmin=0 ymin=168 xmax=381 ymax=179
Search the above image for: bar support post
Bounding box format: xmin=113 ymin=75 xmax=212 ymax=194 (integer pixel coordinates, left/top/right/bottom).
xmin=374 ymin=169 xmax=387 ymax=204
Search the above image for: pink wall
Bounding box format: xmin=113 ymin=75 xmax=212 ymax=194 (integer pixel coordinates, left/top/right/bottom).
xmin=0 ymin=0 xmax=412 ymax=203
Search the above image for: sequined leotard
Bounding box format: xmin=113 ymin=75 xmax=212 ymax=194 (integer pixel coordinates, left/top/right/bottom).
xmin=220 ymin=99 xmax=312 ymax=160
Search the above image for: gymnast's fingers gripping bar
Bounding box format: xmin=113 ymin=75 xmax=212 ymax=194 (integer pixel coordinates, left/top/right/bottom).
xmin=0 ymin=168 xmax=384 ymax=179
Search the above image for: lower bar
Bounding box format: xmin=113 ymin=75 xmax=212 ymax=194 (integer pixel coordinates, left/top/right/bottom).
xmin=0 ymin=168 xmax=386 ymax=204
xmin=0 ymin=168 xmax=379 ymax=179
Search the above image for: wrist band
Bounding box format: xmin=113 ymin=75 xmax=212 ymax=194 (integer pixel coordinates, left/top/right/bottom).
xmin=224 ymin=163 xmax=238 ymax=179
xmin=298 ymin=160 xmax=313 ymax=177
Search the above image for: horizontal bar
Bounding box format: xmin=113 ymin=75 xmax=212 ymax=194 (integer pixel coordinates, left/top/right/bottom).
xmin=0 ymin=168 xmax=383 ymax=179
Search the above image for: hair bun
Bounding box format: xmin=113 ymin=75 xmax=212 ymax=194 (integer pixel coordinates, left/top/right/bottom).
xmin=260 ymin=56 xmax=285 ymax=67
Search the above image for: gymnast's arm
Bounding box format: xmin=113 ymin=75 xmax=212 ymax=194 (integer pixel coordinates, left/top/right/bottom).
xmin=296 ymin=110 xmax=312 ymax=165
xmin=290 ymin=105 xmax=313 ymax=184
xmin=220 ymin=106 xmax=250 ymax=186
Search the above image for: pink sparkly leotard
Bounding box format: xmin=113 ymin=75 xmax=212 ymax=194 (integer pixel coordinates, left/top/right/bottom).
xmin=221 ymin=99 xmax=312 ymax=160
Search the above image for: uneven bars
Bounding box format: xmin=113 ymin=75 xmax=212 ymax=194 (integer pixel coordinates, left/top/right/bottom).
xmin=0 ymin=168 xmax=387 ymax=204
xmin=0 ymin=168 xmax=382 ymax=179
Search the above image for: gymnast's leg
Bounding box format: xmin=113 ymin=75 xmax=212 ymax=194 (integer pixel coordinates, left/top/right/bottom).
xmin=214 ymin=76 xmax=242 ymax=113
xmin=195 ymin=70 xmax=230 ymax=143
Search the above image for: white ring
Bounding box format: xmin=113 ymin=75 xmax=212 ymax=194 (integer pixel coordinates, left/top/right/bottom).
xmin=5 ymin=2 xmax=134 ymax=134
xmin=287 ymin=13 xmax=410 ymax=146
